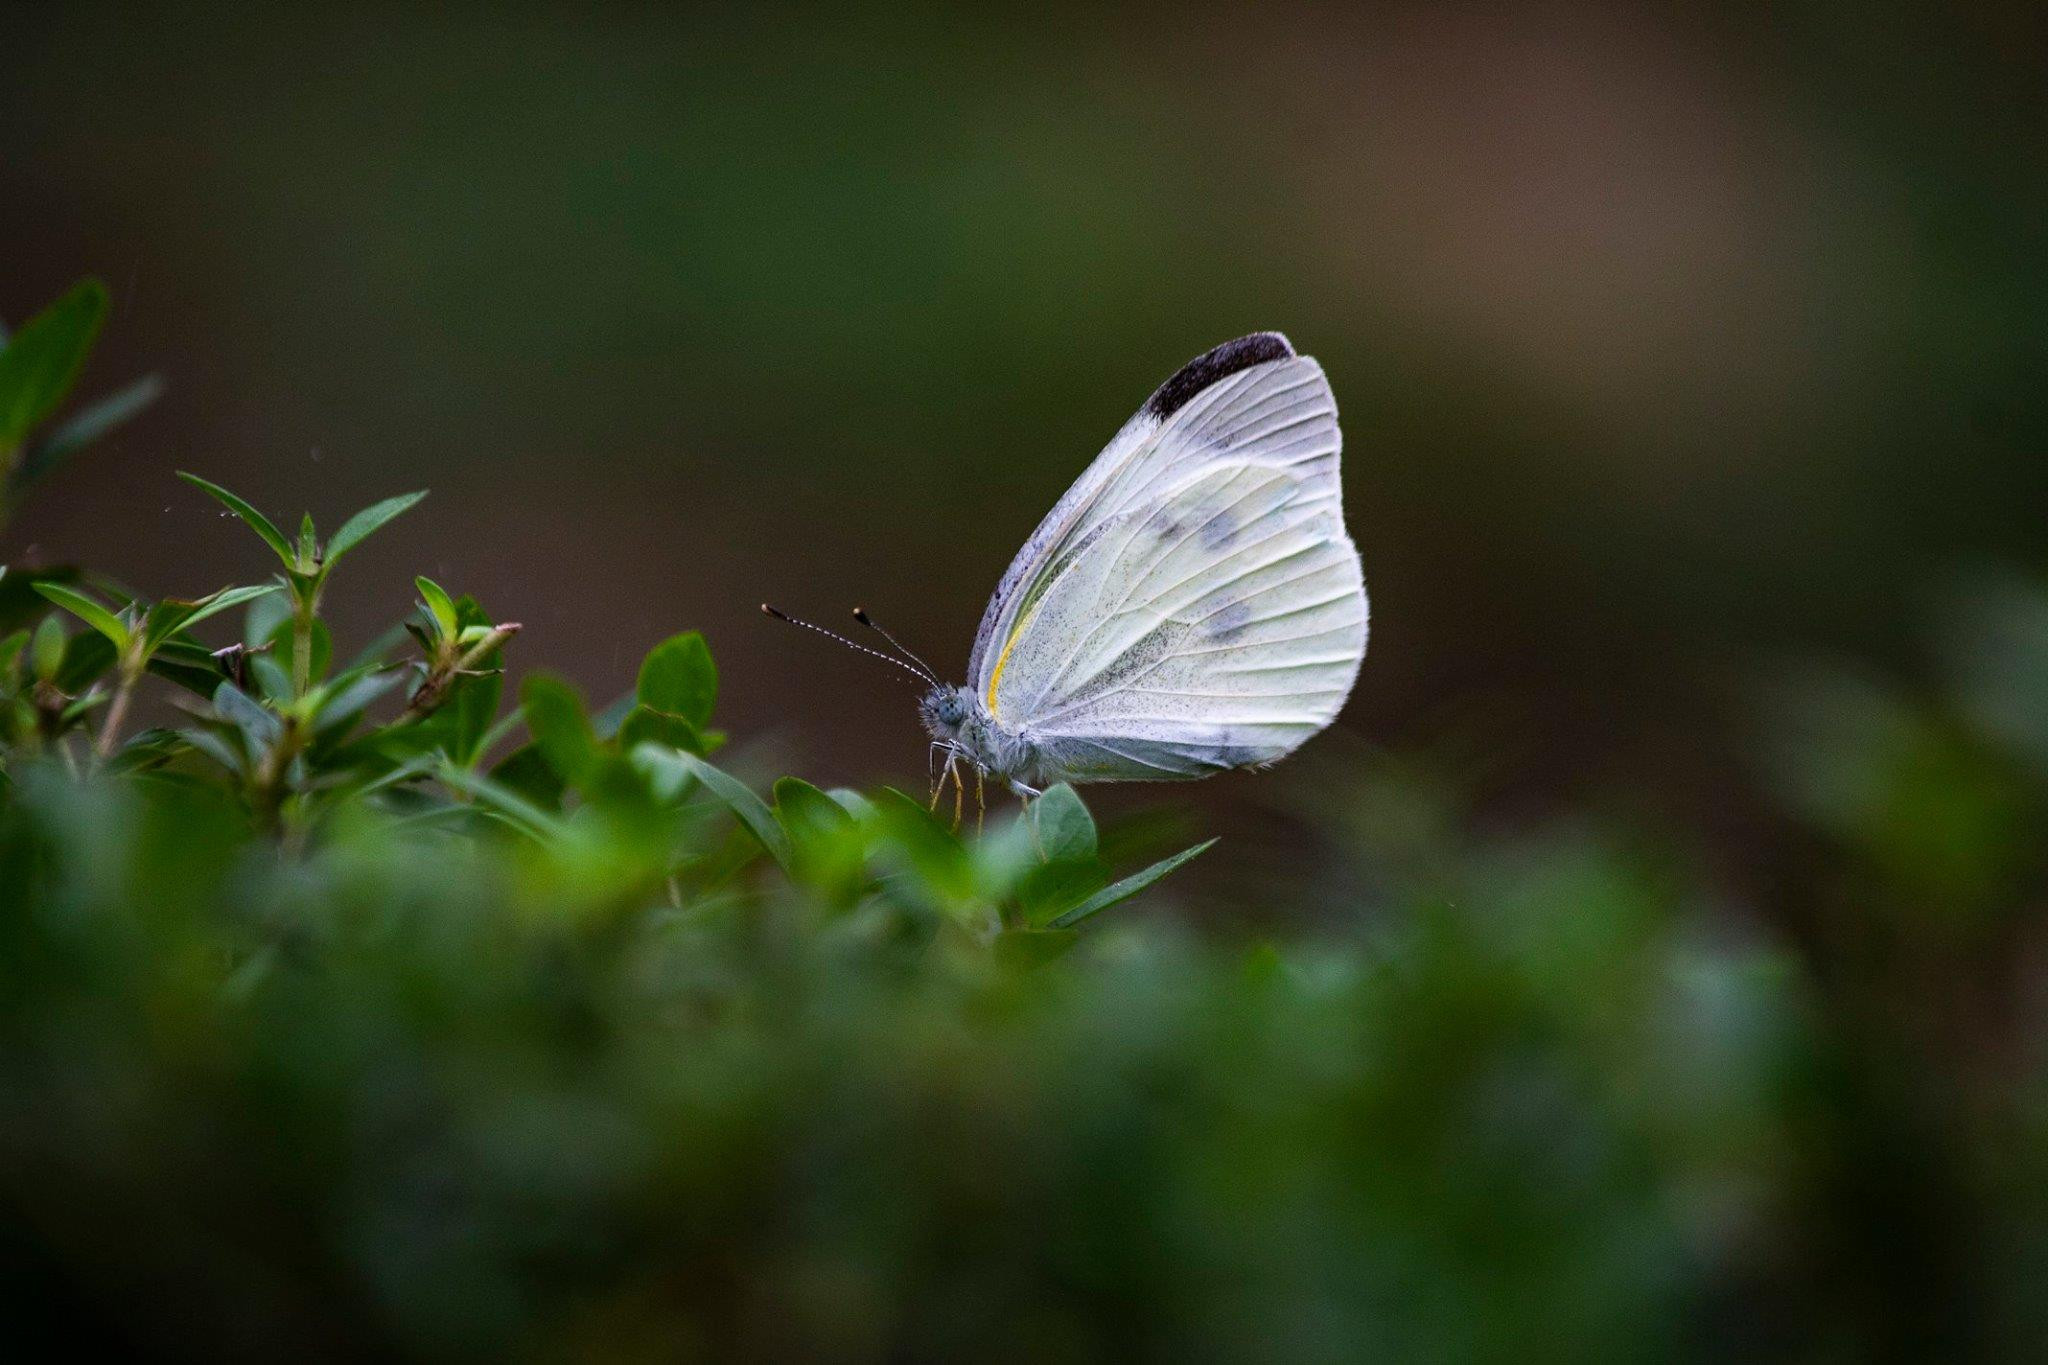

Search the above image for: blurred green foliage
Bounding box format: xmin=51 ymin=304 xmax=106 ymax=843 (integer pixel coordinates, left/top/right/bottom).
xmin=4 ymin=278 xmax=2048 ymax=1360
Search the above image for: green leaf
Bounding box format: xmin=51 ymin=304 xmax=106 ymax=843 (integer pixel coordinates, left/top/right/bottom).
xmin=0 ymin=564 xmax=65 ymax=633
xmin=775 ymin=775 xmax=857 ymax=843
xmin=1030 ymin=783 xmax=1097 ymax=863
xmin=244 ymin=588 xmax=291 ymax=647
xmin=1017 ymin=858 xmax=1106 ymax=926
xmin=176 ymin=583 xmax=279 ymax=637
xmin=994 ymin=929 xmax=1080 ymax=970
xmin=827 ymin=787 xmax=876 ymax=821
xmin=311 ymin=670 xmax=403 ymax=735
xmin=776 ymin=776 xmax=866 ymax=896
xmin=1046 ymin=838 xmax=1219 ymax=929
xmin=178 ymin=472 xmax=295 ymax=568
xmin=869 ymin=786 xmax=976 ymax=904
xmin=246 ymin=652 xmax=293 ymax=703
xmin=30 ymin=615 xmax=66 ymax=682
xmin=0 ymin=279 xmax=108 ymax=445
xmin=520 ymin=673 xmax=600 ymax=786
xmin=591 ymin=689 xmax=636 ymax=739
xmin=617 ymin=703 xmax=708 ymax=755
xmin=627 ymin=742 xmax=697 ymax=802
xmin=32 ymin=581 xmax=130 ymax=649
xmin=178 ymin=724 xmax=248 ymax=775
xmin=55 ymin=630 xmax=116 ymax=694
xmin=146 ymin=639 xmax=228 ymax=697
xmin=143 ymin=583 xmax=279 ymax=653
xmin=650 ymin=747 xmax=792 ymax=871
xmin=490 ymin=742 xmax=565 ymax=810
xmin=447 ymin=665 xmax=506 ymax=767
xmin=635 ymin=631 xmax=717 ymax=729
xmin=325 ymin=490 xmax=427 ymax=566
xmin=212 ymin=680 xmax=283 ymax=750
xmin=434 ymin=759 xmax=565 ymax=840
xmin=414 ymin=576 xmax=459 ymax=641
xmin=12 ymin=373 xmax=163 ymax=488
xmin=0 ymin=628 xmax=26 ymax=678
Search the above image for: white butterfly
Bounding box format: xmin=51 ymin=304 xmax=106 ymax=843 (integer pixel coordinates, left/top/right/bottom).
xmin=770 ymin=332 xmax=1368 ymax=801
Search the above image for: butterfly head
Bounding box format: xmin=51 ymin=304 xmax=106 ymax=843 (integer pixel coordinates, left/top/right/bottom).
xmin=918 ymin=683 xmax=975 ymax=741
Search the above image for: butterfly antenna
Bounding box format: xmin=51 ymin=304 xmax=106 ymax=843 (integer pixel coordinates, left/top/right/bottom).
xmin=761 ymin=604 xmax=932 ymax=688
xmin=851 ymin=607 xmax=939 ymax=684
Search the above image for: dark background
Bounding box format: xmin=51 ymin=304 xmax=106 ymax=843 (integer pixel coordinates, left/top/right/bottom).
xmin=7 ymin=1 xmax=2046 ymax=818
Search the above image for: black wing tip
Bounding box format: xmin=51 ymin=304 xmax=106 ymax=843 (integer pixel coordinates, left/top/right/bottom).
xmin=1143 ymin=332 xmax=1297 ymax=421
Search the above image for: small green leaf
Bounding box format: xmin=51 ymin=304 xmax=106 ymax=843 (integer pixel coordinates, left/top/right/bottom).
xmin=245 ymin=589 xmax=291 ymax=648
xmin=434 ymin=759 xmax=565 ymax=840
xmin=447 ymin=663 xmax=506 ymax=767
xmin=775 ymin=775 xmax=857 ymax=842
xmin=1030 ymin=783 xmax=1097 ymax=863
xmin=30 ymin=615 xmax=66 ymax=682
xmin=296 ymin=513 xmax=318 ymax=570
xmin=247 ymin=652 xmax=292 ymax=702
xmin=143 ymin=583 xmax=279 ymax=652
xmin=55 ymin=630 xmax=117 ymax=694
xmin=177 ymin=583 xmax=280 ymax=637
xmin=0 ymin=279 xmax=108 ymax=444
xmin=12 ymin=373 xmax=163 ymax=488
xmin=827 ymin=787 xmax=876 ymax=821
xmin=490 ymin=742 xmax=565 ymax=809
xmin=414 ymin=576 xmax=459 ymax=641
xmin=0 ymin=627 xmax=26 ymax=677
xmin=618 ymin=703 xmax=708 ymax=755
xmin=627 ymin=742 xmax=696 ymax=802
xmin=636 ymin=631 xmax=717 ymax=729
xmin=178 ymin=472 xmax=295 ymax=568
xmin=311 ymin=670 xmax=402 ymax=735
xmin=325 ymin=490 xmax=427 ymax=566
xmin=584 ymin=690 xmax=632 ymax=739
xmin=1046 ymin=838 xmax=1219 ymax=929
xmin=653 ymin=747 xmax=792 ymax=871
xmin=870 ymin=786 xmax=976 ymax=904
xmin=212 ymin=680 xmax=282 ymax=749
xmin=994 ymin=929 xmax=1080 ymax=970
xmin=520 ymin=672 xmax=600 ymax=786
xmin=179 ymin=724 xmax=249 ymax=775
xmin=147 ymin=639 xmax=229 ymax=697
xmin=32 ymin=581 xmax=130 ymax=649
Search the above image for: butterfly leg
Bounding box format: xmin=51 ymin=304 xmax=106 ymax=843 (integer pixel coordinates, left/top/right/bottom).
xmin=974 ymin=768 xmax=985 ymax=837
xmin=1007 ymin=779 xmax=1039 ymax=801
xmin=951 ymin=756 xmax=964 ymax=830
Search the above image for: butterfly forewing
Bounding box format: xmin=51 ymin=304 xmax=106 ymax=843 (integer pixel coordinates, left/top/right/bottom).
xmin=970 ymin=335 xmax=1367 ymax=783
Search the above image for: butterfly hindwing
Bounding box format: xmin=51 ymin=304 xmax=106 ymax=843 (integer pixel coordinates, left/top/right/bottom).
xmin=994 ymin=462 xmax=1364 ymax=780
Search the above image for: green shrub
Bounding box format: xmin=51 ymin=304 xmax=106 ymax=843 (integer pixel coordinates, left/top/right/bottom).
xmin=2 ymin=281 xmax=2045 ymax=1361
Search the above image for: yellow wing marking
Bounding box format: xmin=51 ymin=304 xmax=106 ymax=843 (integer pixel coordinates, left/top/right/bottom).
xmin=984 ymin=599 xmax=1043 ymax=721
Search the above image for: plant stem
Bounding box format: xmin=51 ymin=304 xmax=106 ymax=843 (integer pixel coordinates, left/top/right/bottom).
xmin=402 ymin=623 xmax=521 ymax=722
xmin=292 ymin=596 xmax=314 ymax=697
xmin=96 ymin=665 xmax=139 ymax=761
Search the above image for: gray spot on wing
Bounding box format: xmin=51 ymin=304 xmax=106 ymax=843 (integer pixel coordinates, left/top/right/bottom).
xmin=1207 ymin=602 xmax=1253 ymax=641
xmin=1143 ymin=333 xmax=1296 ymax=421
xmin=1198 ymin=507 xmax=1240 ymax=549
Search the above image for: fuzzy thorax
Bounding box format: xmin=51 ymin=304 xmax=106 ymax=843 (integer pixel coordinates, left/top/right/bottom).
xmin=919 ymin=684 xmax=1040 ymax=787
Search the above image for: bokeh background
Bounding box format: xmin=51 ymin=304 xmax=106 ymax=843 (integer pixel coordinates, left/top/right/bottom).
xmin=7 ymin=0 xmax=2046 ymax=825
xmin=8 ymin=7 xmax=2048 ymax=1357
